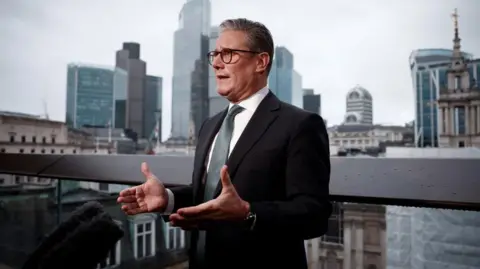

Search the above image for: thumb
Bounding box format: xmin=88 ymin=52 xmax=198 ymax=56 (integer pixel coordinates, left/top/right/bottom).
xmin=220 ymin=165 xmax=233 ymax=189
xmin=141 ymin=162 xmax=155 ymax=181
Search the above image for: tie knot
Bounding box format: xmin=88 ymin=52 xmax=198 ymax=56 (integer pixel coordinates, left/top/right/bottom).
xmin=227 ymin=104 xmax=244 ymax=118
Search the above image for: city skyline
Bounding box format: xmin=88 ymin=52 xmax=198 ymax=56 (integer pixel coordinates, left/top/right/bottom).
xmin=1 ymin=0 xmax=480 ymax=140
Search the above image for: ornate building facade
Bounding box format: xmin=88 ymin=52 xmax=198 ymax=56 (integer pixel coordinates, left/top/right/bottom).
xmin=438 ymin=9 xmax=480 ymax=148
xmin=304 ymin=203 xmax=386 ymax=269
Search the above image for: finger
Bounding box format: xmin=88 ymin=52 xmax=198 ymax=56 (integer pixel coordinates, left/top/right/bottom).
xmin=169 ymin=213 xmax=185 ymax=222
xmin=170 ymin=214 xmax=200 ymax=230
xmin=119 ymin=187 xmax=136 ymax=197
xmin=124 ymin=207 xmax=145 ymax=215
xmin=117 ymin=195 xmax=136 ymax=203
xmin=220 ymin=165 xmax=233 ymax=189
xmin=121 ymin=203 xmax=139 ymax=211
xmin=141 ymin=162 xmax=155 ymax=180
xmin=177 ymin=201 xmax=215 ymax=218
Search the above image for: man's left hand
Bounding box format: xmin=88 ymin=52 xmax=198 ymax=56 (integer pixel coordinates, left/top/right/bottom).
xmin=170 ymin=165 xmax=250 ymax=228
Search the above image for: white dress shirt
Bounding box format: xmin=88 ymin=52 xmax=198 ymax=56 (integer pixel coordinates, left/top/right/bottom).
xmin=163 ymin=86 xmax=269 ymax=214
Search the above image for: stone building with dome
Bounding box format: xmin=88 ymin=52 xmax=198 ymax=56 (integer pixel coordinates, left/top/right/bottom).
xmin=345 ymin=85 xmax=373 ymax=125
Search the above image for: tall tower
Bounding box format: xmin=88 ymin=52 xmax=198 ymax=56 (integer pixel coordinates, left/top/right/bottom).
xmin=437 ymin=9 xmax=480 ymax=147
xmin=344 ymin=85 xmax=373 ymax=125
xmin=171 ymin=0 xmax=211 ymax=139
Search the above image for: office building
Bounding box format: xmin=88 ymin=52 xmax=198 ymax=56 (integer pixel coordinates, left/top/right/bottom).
xmin=303 ymin=88 xmax=321 ymax=115
xmin=171 ymin=0 xmax=211 ymax=138
xmin=190 ymin=36 xmax=210 ymax=139
xmin=66 ymin=63 xmax=114 ymax=128
xmin=113 ymin=67 xmax=128 ymax=129
xmin=344 ymin=85 xmax=373 ymax=125
xmin=114 ymin=42 xmax=147 ymax=138
xmin=269 ymin=47 xmax=303 ymax=108
xmin=410 ymin=49 xmax=474 ymax=147
xmin=208 ymin=26 xmax=228 ymax=117
xmin=144 ymin=75 xmax=162 ymax=142
xmin=292 ymin=70 xmax=303 ymax=108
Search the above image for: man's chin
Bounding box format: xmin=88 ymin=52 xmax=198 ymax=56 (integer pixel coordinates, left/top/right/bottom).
xmin=217 ymin=88 xmax=230 ymax=97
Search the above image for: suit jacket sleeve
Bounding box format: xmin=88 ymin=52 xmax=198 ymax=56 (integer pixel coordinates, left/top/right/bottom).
xmin=162 ymin=118 xmax=209 ymax=221
xmin=249 ymin=113 xmax=332 ymax=240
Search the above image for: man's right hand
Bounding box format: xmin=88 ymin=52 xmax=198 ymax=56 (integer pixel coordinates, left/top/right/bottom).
xmin=117 ymin=162 xmax=168 ymax=215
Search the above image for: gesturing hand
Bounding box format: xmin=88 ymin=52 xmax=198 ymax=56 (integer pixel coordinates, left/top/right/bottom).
xmin=117 ymin=162 xmax=168 ymax=215
xmin=170 ymin=165 xmax=249 ymax=228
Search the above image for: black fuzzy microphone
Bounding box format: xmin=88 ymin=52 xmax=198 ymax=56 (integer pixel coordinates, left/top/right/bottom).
xmin=22 ymin=201 xmax=124 ymax=269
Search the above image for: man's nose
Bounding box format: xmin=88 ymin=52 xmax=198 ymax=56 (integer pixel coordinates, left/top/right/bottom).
xmin=212 ymin=54 xmax=224 ymax=70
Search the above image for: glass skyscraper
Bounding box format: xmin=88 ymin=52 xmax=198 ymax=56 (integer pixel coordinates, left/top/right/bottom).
xmin=171 ymin=0 xmax=211 ymax=138
xmin=207 ymin=26 xmax=228 ymax=117
xmin=303 ymin=89 xmax=321 ymax=115
xmin=113 ymin=67 xmax=128 ymax=129
xmin=66 ymin=63 xmax=114 ymax=128
xmin=268 ymin=46 xmax=303 ymax=108
xmin=410 ymin=49 xmax=474 ymax=147
xmin=144 ymin=75 xmax=162 ymax=141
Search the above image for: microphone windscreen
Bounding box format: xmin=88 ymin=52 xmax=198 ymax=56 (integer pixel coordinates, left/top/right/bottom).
xmin=22 ymin=201 xmax=124 ymax=269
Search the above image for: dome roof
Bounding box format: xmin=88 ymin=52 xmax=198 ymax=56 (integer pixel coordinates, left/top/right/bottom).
xmin=346 ymin=85 xmax=372 ymax=100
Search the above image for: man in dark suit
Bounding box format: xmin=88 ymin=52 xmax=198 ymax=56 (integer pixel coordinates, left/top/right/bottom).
xmin=117 ymin=18 xmax=332 ymax=269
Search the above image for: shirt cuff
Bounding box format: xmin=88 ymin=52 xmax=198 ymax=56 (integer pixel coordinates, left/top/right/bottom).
xmin=163 ymin=188 xmax=175 ymax=215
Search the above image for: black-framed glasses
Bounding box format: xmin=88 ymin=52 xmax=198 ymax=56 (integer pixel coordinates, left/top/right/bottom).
xmin=207 ymin=48 xmax=260 ymax=65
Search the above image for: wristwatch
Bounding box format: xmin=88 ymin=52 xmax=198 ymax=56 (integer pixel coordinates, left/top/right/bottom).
xmin=244 ymin=211 xmax=257 ymax=231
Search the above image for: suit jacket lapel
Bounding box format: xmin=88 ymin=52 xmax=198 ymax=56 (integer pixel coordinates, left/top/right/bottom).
xmin=214 ymin=91 xmax=280 ymax=197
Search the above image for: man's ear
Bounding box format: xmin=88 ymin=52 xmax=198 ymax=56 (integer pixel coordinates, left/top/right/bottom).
xmin=256 ymin=52 xmax=270 ymax=73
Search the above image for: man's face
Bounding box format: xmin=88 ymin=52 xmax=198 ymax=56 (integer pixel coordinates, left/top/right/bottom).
xmin=212 ymin=30 xmax=262 ymax=101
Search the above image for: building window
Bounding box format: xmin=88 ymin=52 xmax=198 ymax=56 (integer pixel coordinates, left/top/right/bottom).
xmin=455 ymin=76 xmax=461 ymax=89
xmin=21 ymin=136 xmax=26 ymax=143
xmin=134 ymin=221 xmax=155 ymax=259
xmin=51 ymin=149 xmax=55 ymax=154
xmin=19 ymin=149 xmax=24 ymax=154
xmin=60 ymin=149 xmax=64 ymax=154
xmin=97 ymin=240 xmax=121 ymax=268
xmin=322 ymin=202 xmax=344 ymax=244
xmin=32 ymin=136 xmax=36 ymax=143
xmin=0 ymin=148 xmax=5 ymax=153
xmin=164 ymin=221 xmax=185 ymax=250
xmin=42 ymin=137 xmax=47 ymax=144
xmin=73 ymin=150 xmax=77 ymax=154
xmin=10 ymin=136 xmax=14 ymax=143
xmin=31 ymin=149 xmax=35 ymax=153
xmin=51 ymin=136 xmax=56 ymax=144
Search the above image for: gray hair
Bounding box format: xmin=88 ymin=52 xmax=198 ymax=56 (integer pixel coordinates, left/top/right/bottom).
xmin=219 ymin=18 xmax=274 ymax=75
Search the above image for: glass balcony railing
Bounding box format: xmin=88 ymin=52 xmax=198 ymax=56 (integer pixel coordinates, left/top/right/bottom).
xmin=0 ymin=153 xmax=479 ymax=269
xmin=0 ymin=178 xmax=189 ymax=269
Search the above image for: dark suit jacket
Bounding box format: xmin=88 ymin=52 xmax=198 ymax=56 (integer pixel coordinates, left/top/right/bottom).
xmin=168 ymin=91 xmax=332 ymax=269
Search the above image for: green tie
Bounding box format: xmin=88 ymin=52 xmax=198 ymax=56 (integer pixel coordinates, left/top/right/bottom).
xmin=195 ymin=104 xmax=244 ymax=265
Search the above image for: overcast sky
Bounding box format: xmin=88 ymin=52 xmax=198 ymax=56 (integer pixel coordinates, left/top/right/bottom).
xmin=1 ymin=0 xmax=479 ymax=140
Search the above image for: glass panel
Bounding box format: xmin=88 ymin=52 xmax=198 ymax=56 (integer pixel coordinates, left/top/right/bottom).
xmin=137 ymin=223 xmax=143 ymax=233
xmin=169 ymin=228 xmax=175 ymax=249
xmin=0 ymin=179 xmax=59 ymax=268
xmin=145 ymin=233 xmax=152 ymax=256
xmin=137 ymin=234 xmax=144 ymax=259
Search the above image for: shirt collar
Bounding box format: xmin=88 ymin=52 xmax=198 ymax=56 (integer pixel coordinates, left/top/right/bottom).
xmin=228 ymin=86 xmax=269 ymax=113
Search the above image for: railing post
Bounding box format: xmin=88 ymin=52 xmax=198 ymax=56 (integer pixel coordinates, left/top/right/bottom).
xmin=56 ymin=179 xmax=62 ymax=225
